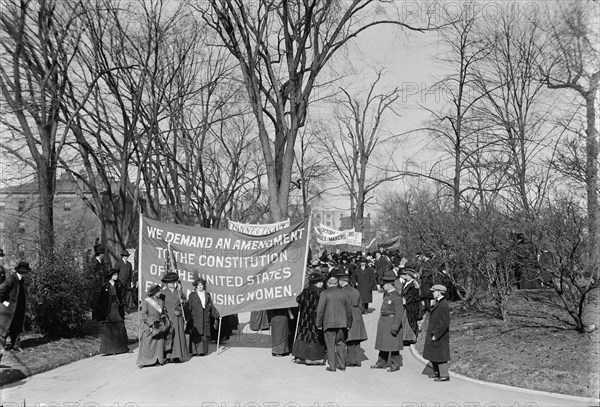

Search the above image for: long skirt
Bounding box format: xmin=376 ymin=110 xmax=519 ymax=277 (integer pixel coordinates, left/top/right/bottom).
xmin=292 ymin=338 xmax=325 ymax=361
xmin=270 ymin=310 xmax=290 ymax=355
xmin=137 ymin=329 xmax=165 ymax=366
xmin=165 ymin=315 xmax=188 ymax=360
xmin=189 ymin=332 xmax=210 ymax=355
xmin=99 ymin=302 xmax=129 ymax=355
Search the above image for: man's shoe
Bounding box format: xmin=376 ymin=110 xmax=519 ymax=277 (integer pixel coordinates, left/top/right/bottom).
xmin=387 ymin=366 xmax=400 ymax=372
xmin=370 ymin=364 xmax=386 ymax=369
xmin=326 ymin=367 xmax=336 ymax=372
xmin=428 ymin=374 xmax=440 ymax=379
xmin=434 ymin=377 xmax=450 ymax=382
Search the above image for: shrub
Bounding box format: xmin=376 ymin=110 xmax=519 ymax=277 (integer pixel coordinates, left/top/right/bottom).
xmin=27 ymin=237 xmax=90 ymax=338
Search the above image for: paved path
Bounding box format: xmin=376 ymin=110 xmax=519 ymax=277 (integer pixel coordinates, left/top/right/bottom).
xmin=1 ymin=294 xmax=596 ymax=407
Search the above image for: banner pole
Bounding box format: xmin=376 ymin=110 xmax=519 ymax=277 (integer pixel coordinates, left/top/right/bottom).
xmin=216 ymin=316 xmax=222 ymax=354
xmin=294 ymin=214 xmax=312 ymax=342
xmin=137 ymin=211 xmax=143 ymax=345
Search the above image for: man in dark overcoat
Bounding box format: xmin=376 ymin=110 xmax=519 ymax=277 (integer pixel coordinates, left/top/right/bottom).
xmin=0 ymin=261 xmax=31 ymax=359
xmin=316 ymin=270 xmax=353 ymax=372
xmin=371 ymin=270 xmax=404 ymax=372
xmin=374 ymin=249 xmax=392 ymax=291
xmin=423 ymin=284 xmax=451 ymax=381
xmin=354 ymin=257 xmax=376 ymax=314
xmin=116 ymin=249 xmax=134 ymax=310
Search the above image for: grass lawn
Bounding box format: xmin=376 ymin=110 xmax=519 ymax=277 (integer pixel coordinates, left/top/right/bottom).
xmin=415 ymin=288 xmax=600 ymax=399
xmin=0 ymin=311 xmax=141 ymax=387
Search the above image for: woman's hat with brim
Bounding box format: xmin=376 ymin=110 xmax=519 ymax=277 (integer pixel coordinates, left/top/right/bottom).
xmin=308 ymin=272 xmax=324 ymax=283
xmin=382 ymin=271 xmax=397 ymax=283
xmin=161 ymin=272 xmax=179 ymax=283
xmin=121 ymin=249 xmax=130 ymax=257
xmin=147 ymin=284 xmax=161 ymax=297
xmin=192 ymin=277 xmax=206 ymax=287
xmin=14 ymin=261 xmax=31 ymax=273
xmin=106 ymin=268 xmax=119 ymax=279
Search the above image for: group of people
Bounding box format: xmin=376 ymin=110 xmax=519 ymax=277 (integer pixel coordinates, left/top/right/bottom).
xmin=288 ymin=250 xmax=451 ymax=380
xmin=136 ymin=272 xmax=222 ymax=367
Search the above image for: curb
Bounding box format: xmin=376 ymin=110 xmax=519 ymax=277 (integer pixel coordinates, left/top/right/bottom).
xmin=409 ymin=344 xmax=600 ymax=405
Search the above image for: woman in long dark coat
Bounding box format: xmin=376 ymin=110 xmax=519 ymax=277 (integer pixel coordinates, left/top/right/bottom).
xmin=161 ymin=272 xmax=188 ymax=362
xmin=400 ymin=270 xmax=421 ymax=340
xmin=137 ymin=284 xmax=167 ymax=367
xmin=268 ymin=307 xmax=292 ymax=356
xmin=423 ymin=284 xmax=451 ymax=381
xmin=96 ymin=269 xmax=129 ymax=355
xmin=292 ymin=272 xmax=325 ymax=365
xmin=187 ymin=277 xmax=219 ymax=356
xmin=354 ymin=257 xmax=377 ymax=313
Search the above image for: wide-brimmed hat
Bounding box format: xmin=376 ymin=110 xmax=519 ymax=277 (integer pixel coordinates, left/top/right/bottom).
xmin=14 ymin=261 xmax=31 ymax=273
xmin=106 ymin=268 xmax=119 ymax=279
xmin=430 ymin=284 xmax=447 ymax=293
xmin=336 ymin=269 xmax=351 ymax=280
xmin=327 ymin=267 xmax=340 ymax=280
xmin=308 ymin=272 xmax=324 ymax=283
xmin=161 ymin=272 xmax=179 ymax=283
xmin=382 ymin=271 xmax=397 ymax=283
xmin=121 ymin=249 xmax=130 ymax=257
xmin=146 ymin=284 xmax=161 ymax=297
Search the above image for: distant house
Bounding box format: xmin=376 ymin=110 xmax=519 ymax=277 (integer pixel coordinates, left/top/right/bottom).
xmin=0 ymin=173 xmax=102 ymax=262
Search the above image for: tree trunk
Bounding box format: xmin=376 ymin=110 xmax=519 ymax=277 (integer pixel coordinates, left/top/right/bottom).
xmin=585 ymin=93 xmax=599 ymax=278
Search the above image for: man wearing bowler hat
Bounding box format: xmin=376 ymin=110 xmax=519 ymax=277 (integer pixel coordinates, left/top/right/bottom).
xmin=0 ymin=261 xmax=32 ymax=358
xmin=116 ymin=249 xmax=134 ymax=310
xmin=423 ymin=284 xmax=451 ymax=381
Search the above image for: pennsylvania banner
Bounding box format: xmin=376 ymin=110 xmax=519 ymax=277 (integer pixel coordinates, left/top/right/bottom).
xmin=139 ymin=215 xmax=310 ymax=316
xmin=227 ymin=219 xmax=290 ymax=235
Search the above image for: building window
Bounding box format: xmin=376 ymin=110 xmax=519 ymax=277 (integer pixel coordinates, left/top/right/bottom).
xmin=64 ymin=201 xmax=71 ymax=211
xmin=18 ymin=200 xmax=25 ymax=212
xmin=18 ymin=221 xmax=25 ymax=233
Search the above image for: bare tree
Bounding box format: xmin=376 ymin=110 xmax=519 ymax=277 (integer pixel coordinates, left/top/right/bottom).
xmin=318 ymin=71 xmax=403 ymax=232
xmin=539 ymin=1 xmax=600 ymax=279
xmin=0 ymin=0 xmax=85 ymax=261
xmin=473 ymin=6 xmax=552 ymax=217
xmin=197 ymin=0 xmax=433 ymax=222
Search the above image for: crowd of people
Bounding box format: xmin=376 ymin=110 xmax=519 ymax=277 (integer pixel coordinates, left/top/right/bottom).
xmin=132 ymin=247 xmax=451 ymax=381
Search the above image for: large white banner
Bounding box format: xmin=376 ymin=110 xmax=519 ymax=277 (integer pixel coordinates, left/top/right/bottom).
xmin=314 ymin=223 xmax=362 ymax=246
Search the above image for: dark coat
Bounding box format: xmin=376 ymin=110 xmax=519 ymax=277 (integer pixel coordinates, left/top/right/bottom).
xmin=354 ymin=265 xmax=376 ymax=303
xmin=0 ymin=272 xmax=27 ymax=337
xmin=341 ymin=284 xmax=367 ymax=342
xmin=423 ymin=296 xmax=451 ymax=362
xmin=374 ymin=288 xmax=404 ymax=351
xmin=295 ymin=284 xmax=324 ymax=344
xmin=187 ymin=291 xmax=219 ymax=337
xmin=316 ymin=286 xmax=352 ymax=330
xmin=116 ymin=258 xmax=133 ymax=288
xmin=402 ymin=280 xmax=422 ymax=334
xmin=95 ymin=280 xmax=126 ymax=321
xmin=375 ymin=255 xmax=392 ymax=286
